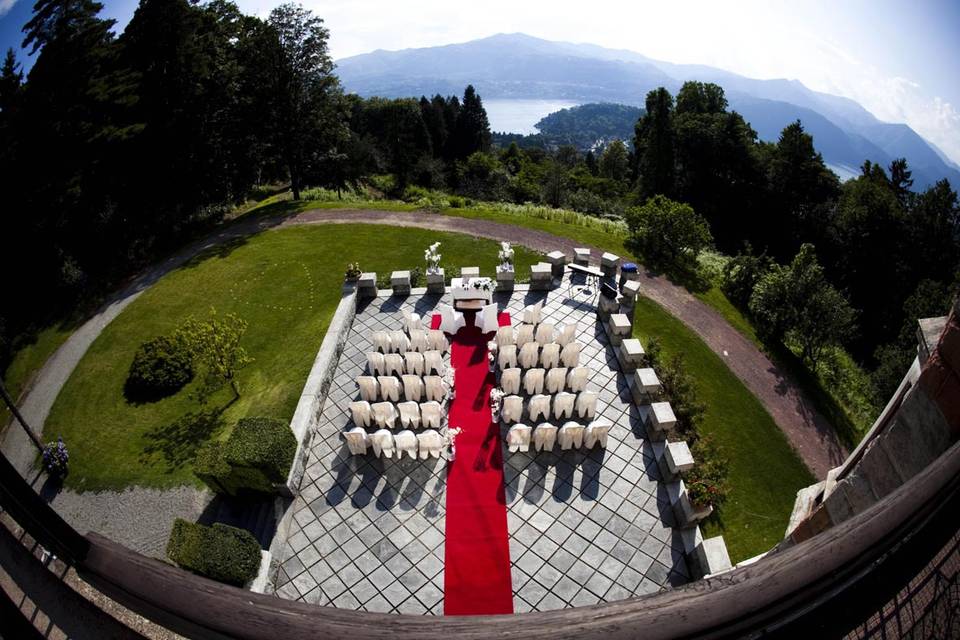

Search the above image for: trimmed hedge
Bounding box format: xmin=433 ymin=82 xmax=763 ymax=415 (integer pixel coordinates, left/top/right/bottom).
xmin=195 ymin=416 xmax=296 ymax=496
xmin=125 ymin=334 xmax=193 ymax=400
xmin=166 ymin=519 xmax=261 ymax=586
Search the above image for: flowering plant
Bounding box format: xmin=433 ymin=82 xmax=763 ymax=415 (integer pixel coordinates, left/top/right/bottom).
xmin=42 ymin=437 xmax=69 ymax=478
xmin=684 ymin=436 xmax=729 ymax=509
xmin=497 ymin=242 xmax=514 ymax=270
xmin=489 ymin=388 xmax=505 ymax=418
xmin=424 ymin=242 xmax=442 ymax=272
xmin=344 ymin=262 xmax=362 ymax=279
xmin=469 ymin=276 xmax=495 ymax=291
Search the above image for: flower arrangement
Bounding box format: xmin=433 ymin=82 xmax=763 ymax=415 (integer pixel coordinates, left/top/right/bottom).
xmin=424 ymin=242 xmax=442 ymax=273
xmin=445 ymin=427 xmax=463 ymax=461
xmin=344 ymin=262 xmax=362 ymax=280
xmin=469 ymin=276 xmax=495 ymax=291
xmin=684 ymin=436 xmax=730 ymax=510
xmin=497 ymin=241 xmax=514 ymax=270
xmin=489 ymin=388 xmax=505 ymax=419
xmin=42 ymin=437 xmax=69 ymax=479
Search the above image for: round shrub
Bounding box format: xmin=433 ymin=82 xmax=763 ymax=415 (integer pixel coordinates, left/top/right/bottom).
xmin=126 ymin=334 xmax=193 ymax=400
xmin=166 ymin=519 xmax=261 ymax=586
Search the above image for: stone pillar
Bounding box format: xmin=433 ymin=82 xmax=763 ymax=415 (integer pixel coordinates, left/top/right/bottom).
xmin=391 ymin=270 xmax=411 ymax=296
xmin=673 ymin=482 xmax=715 ymax=528
xmin=606 ymin=312 xmax=631 ymax=346
xmin=658 ymin=440 xmax=694 ymax=483
xmin=600 ymin=252 xmax=620 ymax=278
xmin=496 ymin=265 xmax=515 ymax=292
xmin=695 ymin=536 xmax=733 ymax=577
xmin=529 ymin=262 xmax=552 ymax=291
xmin=358 ymin=272 xmax=378 ymax=298
xmin=461 ymin=266 xmax=480 ymax=280
xmin=547 ymin=250 xmax=567 ymax=278
xmin=425 ymin=268 xmax=445 ymax=294
xmin=617 ymin=338 xmax=645 ymax=373
xmin=631 ymin=367 xmax=662 ymax=404
xmin=646 ymin=401 xmax=676 ymax=441
xmin=573 ymin=247 xmax=591 ymax=266
xmin=619 ymin=279 xmax=641 ymax=317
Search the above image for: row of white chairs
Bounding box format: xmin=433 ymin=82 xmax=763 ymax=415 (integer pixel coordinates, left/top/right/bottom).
xmin=498 ymin=341 xmax=581 ymax=370
xmin=501 ymin=391 xmax=598 ymax=423
xmin=366 ymin=351 xmax=445 ymax=378
xmin=501 ymin=366 xmax=590 ymax=395
xmin=357 ymin=375 xmax=447 ymax=403
xmin=344 ymin=426 xmax=444 ymax=459
xmin=371 ymin=330 xmax=448 ymax=355
xmin=495 ymin=323 xmax=576 ymax=349
xmin=505 ymin=420 xmax=612 ymax=452
xmin=350 ymin=400 xmax=444 ymax=430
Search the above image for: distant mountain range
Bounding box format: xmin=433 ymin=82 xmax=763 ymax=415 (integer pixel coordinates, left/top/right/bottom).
xmin=336 ymin=33 xmax=960 ymax=189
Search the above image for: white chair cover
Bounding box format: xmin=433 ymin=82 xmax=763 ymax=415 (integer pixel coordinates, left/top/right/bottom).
xmin=437 ymin=303 xmax=466 ymax=335
xmin=479 ymin=302 xmax=500 ymax=335
xmin=428 ymin=329 xmax=448 ymax=353
xmin=528 ymin=394 xmax=552 ymax=422
xmin=371 ymin=429 xmax=395 ymax=458
xmin=372 ymin=331 xmax=391 ymax=354
xmin=523 ymin=368 xmax=545 ymax=395
xmin=423 ymin=350 xmax=445 ymax=376
xmin=516 ymin=324 xmax=535 ymax=348
xmin=496 ymin=326 xmax=515 ymax=347
xmin=518 ymin=342 xmax=539 ymax=369
xmin=389 ymin=330 xmax=409 ymax=354
xmin=560 ymin=342 xmax=581 ymax=368
xmin=397 ymin=401 xmax=421 ymax=428
xmin=558 ymin=421 xmax=585 ymax=450
xmin=349 ymin=400 xmax=372 ymax=428
xmin=402 ymin=309 xmax=423 ymax=333
xmin=501 ymin=395 xmax=523 ymax=424
xmin=357 ymin=376 xmax=379 ymax=402
xmin=567 ymin=367 xmax=590 ymax=393
xmin=404 ymin=352 xmax=424 ymax=377
xmin=500 ymin=368 xmax=521 ymax=395
xmin=401 ymin=374 xmax=423 ymax=402
xmin=498 ymin=344 xmax=517 ymax=370
xmin=344 ymin=427 xmax=368 ymax=455
xmin=417 ymin=429 xmax=444 ymax=459
xmin=378 ymin=376 xmax=401 ymax=402
xmin=522 ymin=301 xmax=542 ymax=325
xmin=533 ymin=422 xmax=558 ymax=452
xmin=540 ymin=343 xmax=560 ymax=369
xmin=424 ymin=376 xmax=446 ymax=402
xmin=553 ymin=392 xmax=576 ymax=420
xmin=585 ymin=420 xmax=612 ymax=448
xmin=384 ymin=354 xmax=404 ymax=377
xmin=545 ymin=367 xmax=568 ymax=394
xmin=535 ymin=323 xmax=555 ymax=345
xmin=507 ymin=424 xmax=532 ymax=453
xmin=371 ymin=402 xmax=397 ymax=428
xmin=576 ymin=390 xmax=598 ymax=419
xmin=420 ymin=401 xmax=443 ymax=429
xmin=409 ymin=329 xmax=429 ymax=353
xmin=394 ymin=430 xmax=418 ymax=459
xmin=556 ymin=323 xmax=577 ymax=347
xmin=367 ymin=352 xmax=385 ymax=376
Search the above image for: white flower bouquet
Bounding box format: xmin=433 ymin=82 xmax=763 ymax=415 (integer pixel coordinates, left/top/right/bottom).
xmin=498 ymin=241 xmax=514 ymax=270
xmin=424 ymin=242 xmax=442 ymax=273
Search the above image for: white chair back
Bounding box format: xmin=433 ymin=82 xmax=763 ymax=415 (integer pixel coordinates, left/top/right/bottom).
xmin=401 ymin=309 xmax=423 ymax=333
xmin=367 ymin=352 xmax=385 ymax=376
xmin=540 ymin=343 xmax=560 ymax=369
xmin=437 ymin=303 xmax=465 ymax=335
xmin=357 ymin=376 xmax=379 ymax=402
xmin=344 ymin=427 xmax=368 ymax=455
xmin=423 ymin=350 xmax=445 ymax=376
xmin=388 ymin=330 xmax=408 ymax=354
xmin=585 ymin=420 xmax=612 ymax=448
xmin=516 ymin=324 xmax=535 ymax=348
xmin=501 ymin=395 xmax=523 ymax=424
xmin=417 ymin=429 xmax=443 ymax=459
xmin=523 ymin=368 xmax=545 ymax=395
xmin=409 ymin=330 xmax=429 ymax=353
xmin=556 ymin=323 xmax=576 ymax=347
xmin=535 ymin=323 xmax=555 ymax=345
xmin=567 ymin=367 xmax=590 ymax=393
xmin=545 ymin=367 xmax=567 ymax=394
xmin=500 ymin=368 xmax=521 ymax=395
xmin=576 ymin=390 xmax=598 ymax=419
xmin=528 ymin=394 xmax=551 ymax=422
xmin=420 ymin=401 xmax=443 ymax=429
xmin=479 ymin=302 xmax=500 ymax=334
xmin=498 ymin=344 xmax=517 ymax=370
xmin=394 ymin=430 xmax=418 ymax=459
xmin=560 ymin=342 xmax=581 ymax=368
xmin=428 ymin=329 xmax=448 ymax=353
xmin=558 ymin=421 xmax=585 ymax=450
xmin=496 ymin=326 xmax=515 ymax=347
xmin=507 ymin=424 xmax=532 ymax=453
xmin=401 ymin=375 xmax=423 ymax=402
xmin=371 ymin=402 xmax=397 ymax=428
xmin=518 ymin=342 xmax=539 ymax=369
xmin=424 ymin=376 xmax=446 ymax=402
xmin=522 ymin=301 xmax=542 ymax=325
xmin=404 ymin=352 xmax=424 ymax=376
xmin=533 ymin=422 xmax=558 ymax=451
xmin=378 ymin=376 xmax=401 ymax=402
xmin=349 ymin=400 xmax=371 ymax=428
xmin=397 ymin=401 xmax=421 ymax=428
xmin=553 ymin=392 xmax=576 ymax=420
xmin=371 ymin=429 xmax=395 ymax=458
xmin=384 ymin=354 xmax=404 ymax=377
xmin=372 ymin=331 xmax=391 ymax=353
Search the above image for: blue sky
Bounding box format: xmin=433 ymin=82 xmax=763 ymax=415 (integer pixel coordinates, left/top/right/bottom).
xmin=2 ymin=0 xmax=959 ymax=163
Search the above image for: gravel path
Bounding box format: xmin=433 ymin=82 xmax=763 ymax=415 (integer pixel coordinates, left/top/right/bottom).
xmin=1 ymin=206 xmax=844 ymax=556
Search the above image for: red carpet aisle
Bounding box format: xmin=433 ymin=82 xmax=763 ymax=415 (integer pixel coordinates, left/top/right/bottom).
xmin=433 ymin=312 xmax=514 ymax=615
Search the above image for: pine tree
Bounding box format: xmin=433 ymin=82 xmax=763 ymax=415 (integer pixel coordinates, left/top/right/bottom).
xmin=634 ymin=87 xmax=675 ymax=198
xmin=453 ymin=84 xmax=491 ymax=159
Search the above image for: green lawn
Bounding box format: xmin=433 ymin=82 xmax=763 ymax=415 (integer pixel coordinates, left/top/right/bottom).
xmin=632 ymin=296 xmax=814 ymax=561
xmin=1 ymin=325 xmax=73 ymax=426
xmin=44 ymin=225 xmax=541 ymax=491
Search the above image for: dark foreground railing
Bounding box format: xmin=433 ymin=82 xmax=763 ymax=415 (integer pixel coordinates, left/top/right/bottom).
xmin=1 ymin=437 xmax=957 ymax=639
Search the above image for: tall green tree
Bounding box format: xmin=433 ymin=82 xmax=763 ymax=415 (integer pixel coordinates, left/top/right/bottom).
xmin=452 ymin=84 xmax=491 ymax=160
xmin=598 ymin=138 xmax=629 ymax=182
xmin=633 ymin=87 xmax=675 ymax=198
xmin=625 ymin=194 xmax=713 ymax=271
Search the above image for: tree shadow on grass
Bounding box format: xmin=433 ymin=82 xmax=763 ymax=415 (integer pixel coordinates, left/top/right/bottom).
xmin=139 ymin=404 xmax=231 ymax=471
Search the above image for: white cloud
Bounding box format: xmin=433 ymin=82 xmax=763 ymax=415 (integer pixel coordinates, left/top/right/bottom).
xmin=0 ymin=0 xmax=17 ymax=18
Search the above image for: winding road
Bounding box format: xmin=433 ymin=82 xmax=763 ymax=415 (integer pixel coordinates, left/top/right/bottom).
xmin=2 ymin=207 xmax=845 ymax=550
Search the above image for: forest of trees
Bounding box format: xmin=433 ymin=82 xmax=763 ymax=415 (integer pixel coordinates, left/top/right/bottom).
xmin=1 ymin=0 xmax=958 ymax=406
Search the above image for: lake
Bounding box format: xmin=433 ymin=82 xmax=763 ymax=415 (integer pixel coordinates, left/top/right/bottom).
xmin=484 ymin=99 xmax=581 ymax=134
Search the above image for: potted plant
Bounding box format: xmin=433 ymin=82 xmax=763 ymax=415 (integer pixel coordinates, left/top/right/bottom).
xmin=424 ymin=242 xmax=442 ymax=273
xmin=42 ymin=437 xmax=70 ymax=480
xmin=497 ymin=242 xmax=514 ymax=272
xmin=344 ymin=262 xmax=362 ymax=281
xmin=682 ymin=437 xmax=729 ymax=514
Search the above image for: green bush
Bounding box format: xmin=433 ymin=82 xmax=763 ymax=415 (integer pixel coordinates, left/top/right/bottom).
xmin=166 ymin=519 xmax=261 ymax=586
xmin=684 ymin=437 xmax=730 ymax=510
xmin=125 ymin=334 xmax=193 ymax=400
xmin=195 ymin=417 xmax=296 ymax=496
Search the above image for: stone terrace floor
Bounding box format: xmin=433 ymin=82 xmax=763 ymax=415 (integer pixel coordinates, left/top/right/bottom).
xmin=271 ymin=285 xmax=689 ymax=614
